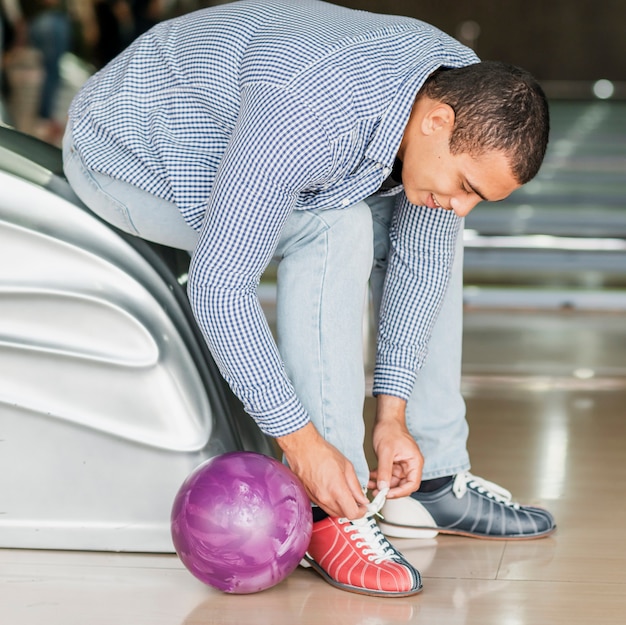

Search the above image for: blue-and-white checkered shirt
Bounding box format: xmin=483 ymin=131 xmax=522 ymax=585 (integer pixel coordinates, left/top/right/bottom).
xmin=68 ymin=0 xmax=478 ymax=437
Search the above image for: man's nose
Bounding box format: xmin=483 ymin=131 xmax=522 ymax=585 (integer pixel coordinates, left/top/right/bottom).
xmin=450 ymin=194 xmax=482 ymax=218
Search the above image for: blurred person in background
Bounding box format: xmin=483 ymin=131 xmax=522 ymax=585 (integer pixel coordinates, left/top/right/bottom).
xmin=24 ymin=0 xmax=71 ymax=141
xmin=91 ymin=0 xmax=134 ymax=68
xmin=1 ymin=0 xmax=45 ymax=137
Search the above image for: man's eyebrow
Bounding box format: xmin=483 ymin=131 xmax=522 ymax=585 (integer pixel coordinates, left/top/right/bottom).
xmin=466 ymin=179 xmax=490 ymax=202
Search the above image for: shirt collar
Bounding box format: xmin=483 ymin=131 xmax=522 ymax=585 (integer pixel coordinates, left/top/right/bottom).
xmin=364 ymin=50 xmax=482 ymax=169
xmin=364 ymin=60 xmax=442 ymax=168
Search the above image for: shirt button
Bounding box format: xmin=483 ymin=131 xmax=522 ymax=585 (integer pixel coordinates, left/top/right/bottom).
xmin=382 ymin=166 xmax=391 ymax=177
xmin=341 ymin=198 xmax=351 ymax=207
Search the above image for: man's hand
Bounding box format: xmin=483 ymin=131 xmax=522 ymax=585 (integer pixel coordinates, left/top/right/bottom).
xmin=277 ymin=422 xmax=369 ymax=520
xmin=368 ymin=394 xmax=423 ymax=498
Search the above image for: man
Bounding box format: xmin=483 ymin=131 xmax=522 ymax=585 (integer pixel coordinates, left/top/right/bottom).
xmin=63 ymin=0 xmax=555 ymax=597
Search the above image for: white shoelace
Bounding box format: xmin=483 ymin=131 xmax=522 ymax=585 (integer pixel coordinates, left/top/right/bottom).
xmin=338 ymin=487 xmax=398 ymax=565
xmin=453 ymin=472 xmax=520 ymax=509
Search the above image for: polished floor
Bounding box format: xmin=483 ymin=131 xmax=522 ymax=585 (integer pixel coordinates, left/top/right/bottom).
xmin=3 ymin=305 xmax=626 ymax=624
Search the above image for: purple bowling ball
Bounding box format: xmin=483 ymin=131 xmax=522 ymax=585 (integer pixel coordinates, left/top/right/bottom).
xmin=171 ymin=451 xmax=312 ymax=594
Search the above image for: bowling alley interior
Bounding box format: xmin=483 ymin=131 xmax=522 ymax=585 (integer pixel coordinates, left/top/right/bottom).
xmin=1 ymin=2 xmax=625 ymax=624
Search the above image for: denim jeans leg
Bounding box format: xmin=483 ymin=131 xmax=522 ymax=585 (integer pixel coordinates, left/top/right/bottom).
xmin=62 ymin=127 xmax=200 ymax=251
xmin=274 ymin=203 xmax=374 ymax=488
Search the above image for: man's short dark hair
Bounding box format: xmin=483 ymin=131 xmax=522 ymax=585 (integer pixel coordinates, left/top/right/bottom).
xmin=421 ymin=61 xmax=550 ymax=184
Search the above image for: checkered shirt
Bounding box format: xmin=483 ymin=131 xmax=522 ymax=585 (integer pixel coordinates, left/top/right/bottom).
xmin=68 ymin=0 xmax=477 ymax=436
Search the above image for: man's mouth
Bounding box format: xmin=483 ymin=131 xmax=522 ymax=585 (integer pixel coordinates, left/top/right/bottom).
xmin=426 ymin=193 xmax=443 ymax=209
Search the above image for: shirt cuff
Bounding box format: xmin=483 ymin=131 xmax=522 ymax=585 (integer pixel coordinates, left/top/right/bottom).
xmin=371 ymin=364 xmax=417 ymax=401
xmin=248 ymin=394 xmax=311 ymax=438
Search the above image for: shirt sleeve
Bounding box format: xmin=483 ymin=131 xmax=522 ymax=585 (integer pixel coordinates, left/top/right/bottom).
xmin=372 ymin=193 xmax=463 ymax=399
xmin=187 ymin=82 xmax=332 ymax=438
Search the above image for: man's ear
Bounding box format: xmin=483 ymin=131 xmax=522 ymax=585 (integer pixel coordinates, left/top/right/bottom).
xmin=421 ymin=102 xmax=455 ymax=136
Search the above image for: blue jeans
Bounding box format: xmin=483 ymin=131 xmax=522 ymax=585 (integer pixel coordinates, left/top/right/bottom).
xmin=63 ymin=130 xmax=200 ymax=250
xmin=63 ymin=129 xmax=470 ymax=487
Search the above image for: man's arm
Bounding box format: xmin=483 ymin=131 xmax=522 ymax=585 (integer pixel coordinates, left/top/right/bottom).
xmin=370 ymin=195 xmax=462 ymax=493
xmin=373 ymin=195 xmax=462 ymax=401
xmin=188 ymin=82 xmax=331 ymax=437
xmin=187 ymin=82 xmax=369 ymax=518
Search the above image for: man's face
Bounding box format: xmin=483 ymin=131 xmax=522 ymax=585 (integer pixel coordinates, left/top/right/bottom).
xmin=399 ymin=99 xmax=521 ymax=217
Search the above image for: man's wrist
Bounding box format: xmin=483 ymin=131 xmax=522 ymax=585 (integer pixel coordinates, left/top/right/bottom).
xmin=375 ymin=394 xmax=407 ymax=425
xmin=276 ymin=421 xmax=321 ymax=453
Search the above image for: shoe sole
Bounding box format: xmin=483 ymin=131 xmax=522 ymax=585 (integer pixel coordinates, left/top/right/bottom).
xmin=300 ymin=555 xmax=423 ymax=598
xmin=377 ymin=519 xmax=557 ymax=541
